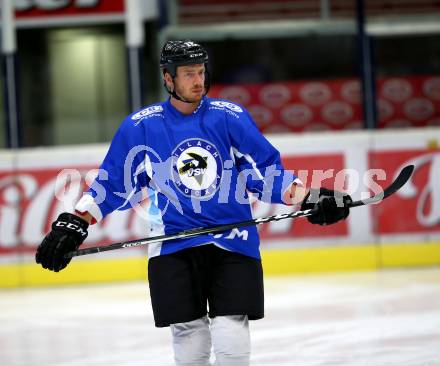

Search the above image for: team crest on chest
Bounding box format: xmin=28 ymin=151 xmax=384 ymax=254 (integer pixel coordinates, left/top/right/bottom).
xmin=171 ymin=138 xmax=223 ymax=198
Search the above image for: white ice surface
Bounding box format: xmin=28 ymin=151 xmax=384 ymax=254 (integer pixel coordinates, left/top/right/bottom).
xmin=1 ymin=268 xmax=440 ymax=366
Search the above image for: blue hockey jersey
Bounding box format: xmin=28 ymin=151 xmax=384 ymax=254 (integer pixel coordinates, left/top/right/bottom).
xmin=75 ymin=97 xmax=298 ymax=259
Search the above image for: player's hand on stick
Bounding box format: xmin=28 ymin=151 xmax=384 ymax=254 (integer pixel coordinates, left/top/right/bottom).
xmin=35 ymin=213 xmax=89 ymax=272
xmin=301 ymin=188 xmax=352 ymax=226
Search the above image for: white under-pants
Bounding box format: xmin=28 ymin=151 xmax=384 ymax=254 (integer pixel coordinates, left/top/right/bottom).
xmin=171 ymin=315 xmax=250 ymax=366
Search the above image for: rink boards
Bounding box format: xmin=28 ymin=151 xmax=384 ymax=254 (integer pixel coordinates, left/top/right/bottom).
xmin=1 ymin=129 xmax=440 ymax=287
xmin=1 ymin=242 xmax=440 ymax=287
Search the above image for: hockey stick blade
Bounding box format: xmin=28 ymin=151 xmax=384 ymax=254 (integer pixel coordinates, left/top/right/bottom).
xmin=65 ymin=165 xmax=414 ymax=258
xmin=347 ymin=164 xmax=414 ymax=208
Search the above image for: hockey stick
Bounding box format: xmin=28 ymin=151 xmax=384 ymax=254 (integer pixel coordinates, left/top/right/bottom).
xmin=65 ymin=164 xmax=414 ymax=258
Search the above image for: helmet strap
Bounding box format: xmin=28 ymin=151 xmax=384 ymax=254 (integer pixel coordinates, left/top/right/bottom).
xmin=170 ymin=85 xmax=195 ymax=104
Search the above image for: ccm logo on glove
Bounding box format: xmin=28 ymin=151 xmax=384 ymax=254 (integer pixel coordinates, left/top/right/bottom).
xmin=54 ymin=221 xmax=88 ymax=238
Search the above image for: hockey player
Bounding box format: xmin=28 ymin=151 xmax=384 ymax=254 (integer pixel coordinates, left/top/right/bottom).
xmin=36 ymin=40 xmax=351 ymax=365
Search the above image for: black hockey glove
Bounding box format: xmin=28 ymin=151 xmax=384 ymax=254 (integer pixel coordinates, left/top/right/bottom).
xmin=35 ymin=212 xmax=89 ymax=272
xmin=300 ymin=188 xmax=352 ymax=226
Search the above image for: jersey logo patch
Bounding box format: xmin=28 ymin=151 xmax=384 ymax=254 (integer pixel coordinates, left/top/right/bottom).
xmin=210 ymin=101 xmax=243 ymax=113
xmin=172 ymin=138 xmax=223 ymax=198
xmin=131 ymin=105 xmax=163 ymax=121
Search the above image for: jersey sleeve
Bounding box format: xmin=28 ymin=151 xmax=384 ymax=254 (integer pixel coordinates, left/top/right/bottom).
xmin=75 ymin=117 xmax=150 ymax=222
xmin=228 ymin=108 xmax=299 ymax=204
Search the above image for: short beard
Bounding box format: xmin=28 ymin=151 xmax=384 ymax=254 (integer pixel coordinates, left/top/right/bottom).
xmin=174 ymin=86 xmax=203 ymax=103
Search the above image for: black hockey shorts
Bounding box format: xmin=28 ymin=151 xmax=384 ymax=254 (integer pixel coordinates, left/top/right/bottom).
xmin=148 ymin=244 xmax=264 ymax=327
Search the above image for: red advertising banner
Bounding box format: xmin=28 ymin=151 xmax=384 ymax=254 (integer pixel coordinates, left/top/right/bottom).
xmin=369 ymin=149 xmax=440 ymax=234
xmin=15 ymin=0 xmax=124 ymax=19
xmin=209 ymin=75 xmax=440 ymax=133
xmin=0 ymin=166 xmax=90 ymax=255
xmin=259 ymin=153 xmax=349 ymax=239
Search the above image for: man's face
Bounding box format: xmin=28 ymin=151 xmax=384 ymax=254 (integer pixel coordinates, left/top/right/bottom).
xmin=167 ymin=64 xmax=205 ymax=103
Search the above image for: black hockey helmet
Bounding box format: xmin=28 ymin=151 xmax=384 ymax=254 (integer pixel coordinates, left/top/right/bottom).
xmin=160 ymin=40 xmax=210 ymax=102
xmin=160 ymin=40 xmax=208 ymax=77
